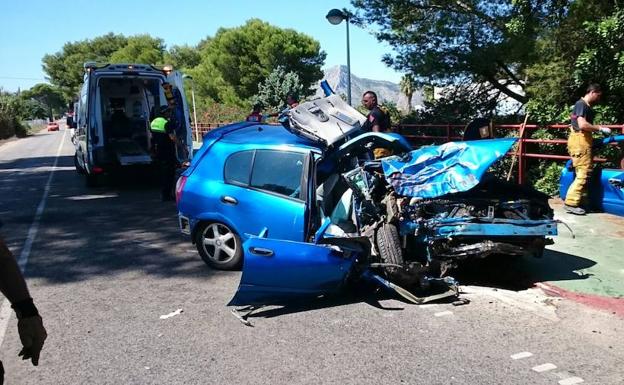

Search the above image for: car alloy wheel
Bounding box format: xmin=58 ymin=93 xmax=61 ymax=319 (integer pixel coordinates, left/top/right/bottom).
xmin=195 ymin=222 xmax=242 ymax=270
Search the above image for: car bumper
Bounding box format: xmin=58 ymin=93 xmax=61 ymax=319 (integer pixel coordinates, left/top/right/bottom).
xmin=178 ymin=215 xmax=191 ymax=235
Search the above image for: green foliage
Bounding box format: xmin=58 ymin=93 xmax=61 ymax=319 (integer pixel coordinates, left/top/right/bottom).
xmin=195 ymin=97 xmax=248 ymax=123
xmin=20 ymin=83 xmax=66 ymax=120
xmin=0 ymin=90 xmax=30 ymax=138
xmin=351 ymin=0 xmax=556 ymax=106
xmin=380 ymin=101 xmax=402 ymax=128
xmin=109 ymin=35 xmax=165 ymax=65
xmin=165 ymin=45 xmax=202 ymax=70
xmin=252 ymin=66 xmax=303 ymax=113
xmin=42 ymin=33 xmax=129 ymax=100
xmin=531 ymin=162 xmax=564 ymax=197
xmin=192 ymin=19 xmax=326 ymax=105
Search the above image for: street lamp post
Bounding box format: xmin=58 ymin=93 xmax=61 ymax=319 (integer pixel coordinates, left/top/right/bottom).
xmin=183 ymin=74 xmax=199 ymax=142
xmin=326 ymin=8 xmax=352 ymax=105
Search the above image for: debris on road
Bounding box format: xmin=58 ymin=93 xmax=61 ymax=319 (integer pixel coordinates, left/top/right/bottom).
xmin=159 ymin=308 xmax=183 ymax=319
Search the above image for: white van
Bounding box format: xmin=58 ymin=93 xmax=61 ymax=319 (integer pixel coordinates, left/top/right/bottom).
xmin=73 ymin=62 xmax=193 ymax=186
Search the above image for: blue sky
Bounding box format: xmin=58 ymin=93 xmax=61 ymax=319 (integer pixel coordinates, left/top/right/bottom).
xmin=0 ymin=0 xmax=402 ymax=92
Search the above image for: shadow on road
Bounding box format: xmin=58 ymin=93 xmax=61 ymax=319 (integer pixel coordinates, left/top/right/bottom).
xmin=1 ymin=154 xmax=216 ymax=285
xmin=452 ymin=249 xmax=596 ymax=291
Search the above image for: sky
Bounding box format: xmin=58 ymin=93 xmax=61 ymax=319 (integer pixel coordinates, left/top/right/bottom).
xmin=0 ymin=0 xmax=402 ymax=93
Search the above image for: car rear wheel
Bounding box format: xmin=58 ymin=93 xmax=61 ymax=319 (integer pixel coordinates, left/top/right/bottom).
xmin=195 ymin=222 xmax=242 ymax=270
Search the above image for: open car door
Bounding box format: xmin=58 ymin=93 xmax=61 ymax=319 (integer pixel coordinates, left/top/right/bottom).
xmin=227 ymin=236 xmax=356 ymax=307
xmin=166 ymin=70 xmax=193 ymax=162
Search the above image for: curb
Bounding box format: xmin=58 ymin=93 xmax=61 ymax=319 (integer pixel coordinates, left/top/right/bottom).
xmin=536 ymin=282 xmax=624 ymax=319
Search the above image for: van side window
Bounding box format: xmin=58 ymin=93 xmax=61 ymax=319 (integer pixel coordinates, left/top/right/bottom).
xmin=224 ymin=151 xmax=254 ymax=185
xmin=250 ymin=150 xmax=305 ymax=199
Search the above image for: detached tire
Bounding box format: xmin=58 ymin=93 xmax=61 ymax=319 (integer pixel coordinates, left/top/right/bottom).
xmin=376 ymin=223 xmax=405 ymax=270
xmin=194 ymin=222 xmax=243 ymax=270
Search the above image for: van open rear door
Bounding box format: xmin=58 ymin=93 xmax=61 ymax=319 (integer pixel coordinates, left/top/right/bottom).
xmin=167 ymin=70 xmax=194 ymax=162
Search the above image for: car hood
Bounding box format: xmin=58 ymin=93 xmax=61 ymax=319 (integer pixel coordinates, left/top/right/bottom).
xmin=381 ymin=138 xmax=517 ymax=199
xmin=284 ymin=94 xmax=367 ymax=148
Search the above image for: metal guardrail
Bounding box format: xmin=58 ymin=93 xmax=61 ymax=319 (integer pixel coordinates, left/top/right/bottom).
xmin=193 ymin=121 xmax=624 ymax=185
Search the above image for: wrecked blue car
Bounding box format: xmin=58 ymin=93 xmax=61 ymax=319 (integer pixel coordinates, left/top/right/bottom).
xmin=176 ymin=95 xmax=558 ymax=306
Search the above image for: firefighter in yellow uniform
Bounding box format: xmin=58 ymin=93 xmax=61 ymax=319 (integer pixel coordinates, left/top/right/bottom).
xmin=564 ymin=84 xmax=611 ymax=215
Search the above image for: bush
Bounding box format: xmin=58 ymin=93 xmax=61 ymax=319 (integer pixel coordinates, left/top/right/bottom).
xmin=532 ymin=162 xmax=564 ymax=197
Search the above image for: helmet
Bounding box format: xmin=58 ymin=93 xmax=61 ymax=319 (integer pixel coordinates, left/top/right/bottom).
xmin=150 ymin=117 xmax=168 ymax=133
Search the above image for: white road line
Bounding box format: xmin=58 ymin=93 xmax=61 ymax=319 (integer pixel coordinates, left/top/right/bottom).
xmin=434 ymin=310 xmax=453 ymax=317
xmin=532 ymin=363 xmax=557 ymax=373
xmin=510 ymin=351 xmax=533 ymax=360
xmin=0 ymin=129 xmax=67 ymax=348
xmin=558 ymin=377 xmax=584 ymax=385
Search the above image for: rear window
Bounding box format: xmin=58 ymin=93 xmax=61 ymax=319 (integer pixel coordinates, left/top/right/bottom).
xmin=224 ymin=151 xmax=254 ymax=185
xmin=250 ymin=151 xmax=305 ymax=199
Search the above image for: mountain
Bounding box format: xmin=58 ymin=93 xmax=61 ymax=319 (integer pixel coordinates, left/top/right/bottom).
xmin=315 ymin=65 xmax=423 ymax=111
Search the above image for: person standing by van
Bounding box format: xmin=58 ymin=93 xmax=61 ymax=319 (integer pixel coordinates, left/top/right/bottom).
xmin=151 ymin=107 xmax=178 ymax=201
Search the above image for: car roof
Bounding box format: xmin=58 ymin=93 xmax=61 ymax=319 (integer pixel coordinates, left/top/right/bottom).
xmin=218 ymin=123 xmax=322 ymax=151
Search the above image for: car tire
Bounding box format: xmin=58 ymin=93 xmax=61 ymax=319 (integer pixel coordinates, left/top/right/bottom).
xmin=376 ymin=223 xmax=404 ymax=274
xmin=194 ymin=222 xmax=243 ymax=270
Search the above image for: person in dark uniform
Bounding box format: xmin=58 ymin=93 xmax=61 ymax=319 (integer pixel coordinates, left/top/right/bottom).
xmin=564 ymin=83 xmax=611 ymax=215
xmin=150 ymin=107 xmax=178 ymax=201
xmin=361 ymin=90 xmax=392 ymax=158
xmin=0 ymin=220 xmax=47 ymax=383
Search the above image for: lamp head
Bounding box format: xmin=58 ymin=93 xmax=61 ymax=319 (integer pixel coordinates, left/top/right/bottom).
xmin=326 ymin=9 xmax=347 ymax=25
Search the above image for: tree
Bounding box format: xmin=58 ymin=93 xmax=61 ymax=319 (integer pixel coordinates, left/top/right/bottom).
xmin=192 ymin=19 xmax=326 ymax=105
xmin=165 ymin=45 xmax=202 ymax=71
xmin=252 ymin=66 xmax=304 ymax=112
xmin=399 ymin=74 xmax=416 ymax=113
xmin=351 ymin=0 xmax=571 ymax=106
xmin=109 ymin=35 xmax=165 ymax=65
xmin=21 ymin=83 xmax=66 ymax=121
xmin=42 ymin=33 xmax=129 ymax=99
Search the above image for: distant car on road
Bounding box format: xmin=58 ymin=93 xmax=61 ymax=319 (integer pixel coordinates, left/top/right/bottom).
xmin=47 ymin=122 xmax=59 ymax=132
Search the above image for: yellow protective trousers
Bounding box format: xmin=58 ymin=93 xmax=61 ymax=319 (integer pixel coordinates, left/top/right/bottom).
xmin=564 ymin=130 xmax=593 ymax=207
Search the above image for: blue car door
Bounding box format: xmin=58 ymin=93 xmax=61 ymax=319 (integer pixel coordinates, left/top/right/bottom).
xmin=600 ymin=169 xmax=624 ymax=216
xmin=217 ymin=149 xmax=309 ymax=242
xmin=227 ymin=236 xmax=355 ymax=306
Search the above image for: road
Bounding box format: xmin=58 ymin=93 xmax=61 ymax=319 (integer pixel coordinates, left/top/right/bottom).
xmin=0 ymin=126 xmax=623 ymax=385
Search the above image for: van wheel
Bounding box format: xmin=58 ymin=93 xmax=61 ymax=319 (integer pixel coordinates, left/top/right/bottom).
xmin=194 ymin=222 xmax=242 ymax=270
xmin=376 ymin=223 xmax=405 ymax=275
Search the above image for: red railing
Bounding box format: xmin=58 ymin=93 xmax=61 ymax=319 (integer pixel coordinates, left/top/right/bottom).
xmin=398 ymin=123 xmax=624 ymax=184
xmin=193 ymin=121 xmax=624 ymax=184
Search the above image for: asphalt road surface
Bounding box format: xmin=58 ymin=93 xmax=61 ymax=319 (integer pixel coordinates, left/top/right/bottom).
xmin=0 ymin=127 xmax=623 ymax=385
